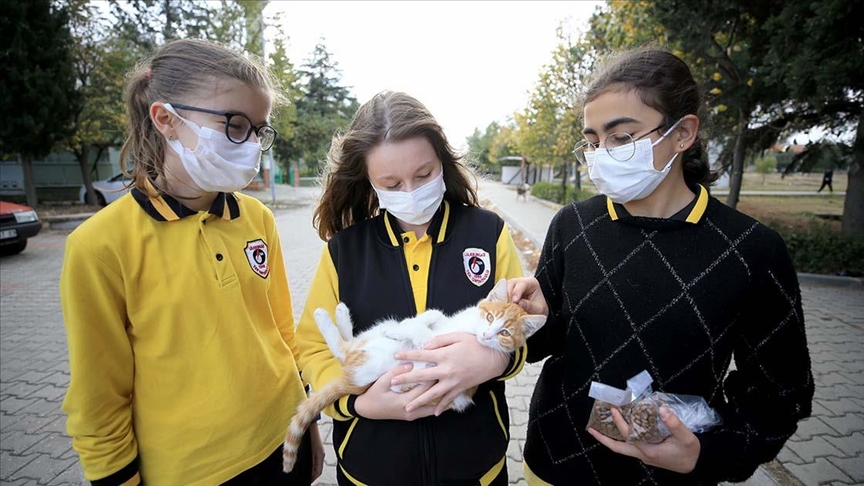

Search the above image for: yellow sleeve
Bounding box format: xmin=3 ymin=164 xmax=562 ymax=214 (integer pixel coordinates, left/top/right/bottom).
xmin=495 ymin=222 xmax=527 ymax=381
xmin=60 ymin=233 xmax=138 ymax=481
xmin=266 ymin=214 xmax=298 ymax=360
xmin=295 ymin=245 xmax=354 ymax=421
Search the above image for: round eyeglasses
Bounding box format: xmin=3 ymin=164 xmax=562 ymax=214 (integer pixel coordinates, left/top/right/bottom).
xmin=170 ymin=104 xmax=277 ymax=152
xmin=572 ymin=123 xmax=665 ymax=165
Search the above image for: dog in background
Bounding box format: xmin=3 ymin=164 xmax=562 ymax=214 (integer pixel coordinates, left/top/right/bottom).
xmin=516 ymin=183 xmax=530 ymax=202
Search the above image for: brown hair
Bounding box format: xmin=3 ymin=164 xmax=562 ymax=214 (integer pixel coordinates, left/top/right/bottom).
xmin=313 ymin=91 xmax=479 ymax=241
xmin=584 ymin=47 xmax=718 ymax=187
xmin=120 ymin=38 xmax=281 ymax=193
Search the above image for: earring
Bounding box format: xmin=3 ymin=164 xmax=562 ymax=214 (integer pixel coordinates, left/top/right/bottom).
xmin=679 ymin=143 xmax=685 ymax=148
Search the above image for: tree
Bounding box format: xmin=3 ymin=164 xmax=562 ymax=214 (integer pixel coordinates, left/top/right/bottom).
xmin=764 ymin=0 xmax=864 ymax=237
xmin=0 ymin=0 xmax=79 ymax=206
xmin=289 ymin=40 xmax=359 ymax=171
xmin=64 ymin=0 xmax=135 ymax=205
xmin=266 ymin=14 xmax=300 ymax=175
xmin=465 ymin=122 xmax=502 ymax=174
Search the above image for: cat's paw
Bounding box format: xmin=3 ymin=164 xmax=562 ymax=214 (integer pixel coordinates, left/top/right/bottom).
xmin=313 ymin=308 xmax=333 ymax=328
xmin=450 ymin=395 xmax=475 ymax=413
xmin=335 ymin=302 xmax=351 ymax=323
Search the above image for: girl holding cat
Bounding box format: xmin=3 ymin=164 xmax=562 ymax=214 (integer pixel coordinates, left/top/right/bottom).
xmin=296 ymin=91 xmax=525 ymax=485
xmin=507 ymin=48 xmax=814 ymax=485
xmin=60 ymin=39 xmax=323 ymax=485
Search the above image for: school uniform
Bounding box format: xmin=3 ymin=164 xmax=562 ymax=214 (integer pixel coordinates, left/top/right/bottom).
xmin=523 ymin=185 xmax=814 ymax=485
xmin=61 ymin=184 xmax=307 ymax=485
xmin=297 ymin=201 xmax=525 ymax=486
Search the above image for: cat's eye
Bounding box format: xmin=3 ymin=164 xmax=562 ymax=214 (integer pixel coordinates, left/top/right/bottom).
xmin=486 ymin=313 xmax=494 ymax=323
xmin=498 ymin=329 xmax=511 ymax=337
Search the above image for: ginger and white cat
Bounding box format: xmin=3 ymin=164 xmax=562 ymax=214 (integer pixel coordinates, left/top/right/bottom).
xmin=283 ymin=278 xmax=546 ymax=472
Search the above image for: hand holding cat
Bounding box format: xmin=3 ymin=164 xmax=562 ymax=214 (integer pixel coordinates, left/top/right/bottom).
xmin=507 ymin=277 xmax=549 ymax=317
xmin=354 ymin=363 xmax=438 ymax=421
xmin=588 ymin=406 xmax=701 ymax=474
xmin=393 ymin=332 xmax=510 ymax=416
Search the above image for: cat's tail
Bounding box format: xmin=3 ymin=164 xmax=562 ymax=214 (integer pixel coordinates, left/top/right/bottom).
xmin=283 ymin=376 xmax=368 ymax=473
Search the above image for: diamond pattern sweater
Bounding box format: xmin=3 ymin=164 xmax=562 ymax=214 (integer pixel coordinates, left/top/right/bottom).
xmin=524 ymin=192 xmax=814 ymax=485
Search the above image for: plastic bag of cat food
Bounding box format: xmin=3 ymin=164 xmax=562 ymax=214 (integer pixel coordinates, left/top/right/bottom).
xmin=625 ymin=392 xmax=722 ymax=444
xmin=586 ymin=371 xmax=722 ymax=444
xmin=585 ymin=371 xmax=653 ymax=441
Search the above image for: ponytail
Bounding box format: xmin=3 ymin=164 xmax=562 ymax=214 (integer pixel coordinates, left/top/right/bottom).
xmin=120 ymin=64 xmax=164 ymax=193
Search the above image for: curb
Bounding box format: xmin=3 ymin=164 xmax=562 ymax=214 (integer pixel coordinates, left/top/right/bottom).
xmin=797 ymin=273 xmax=864 ymax=290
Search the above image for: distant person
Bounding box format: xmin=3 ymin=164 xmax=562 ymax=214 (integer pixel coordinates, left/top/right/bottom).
xmin=507 ymin=47 xmax=814 ymax=485
xmin=60 ymin=39 xmax=324 ymax=485
xmin=296 ymin=90 xmax=526 ymax=485
xmin=818 ymin=169 xmax=834 ymax=193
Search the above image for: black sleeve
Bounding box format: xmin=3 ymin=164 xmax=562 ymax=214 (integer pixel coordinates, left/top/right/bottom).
xmin=692 ymin=231 xmax=814 ymax=482
xmin=527 ymin=209 xmax=568 ymax=363
xmin=91 ymin=457 xmax=139 ymax=486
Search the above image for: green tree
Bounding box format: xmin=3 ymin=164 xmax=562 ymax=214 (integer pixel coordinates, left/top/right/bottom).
xmin=764 ymin=0 xmax=864 ymax=237
xmin=64 ymin=0 xmax=135 ymax=205
xmin=289 ymin=40 xmax=359 ymax=171
xmin=266 ymin=16 xmax=300 ymax=176
xmin=754 ymin=155 xmax=776 ymax=185
xmin=466 ymin=122 xmax=502 ymax=174
xmin=0 ymin=0 xmax=79 ymax=206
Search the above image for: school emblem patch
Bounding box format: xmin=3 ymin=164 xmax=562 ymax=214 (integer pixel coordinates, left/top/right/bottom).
xmin=463 ymin=247 xmax=491 ymax=287
xmin=244 ymin=239 xmax=269 ymax=279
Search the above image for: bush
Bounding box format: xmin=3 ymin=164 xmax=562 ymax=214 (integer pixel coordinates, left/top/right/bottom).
xmin=764 ymin=219 xmax=864 ymax=277
xmin=529 ymin=182 xmax=594 ymax=205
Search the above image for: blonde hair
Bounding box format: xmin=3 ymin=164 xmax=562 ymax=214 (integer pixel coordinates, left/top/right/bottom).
xmin=314 ymin=91 xmax=479 ymax=241
xmin=120 ymin=38 xmax=282 ymax=193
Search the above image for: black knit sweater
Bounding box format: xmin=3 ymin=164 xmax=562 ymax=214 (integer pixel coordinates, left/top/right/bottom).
xmin=525 ymin=191 xmax=814 ymax=485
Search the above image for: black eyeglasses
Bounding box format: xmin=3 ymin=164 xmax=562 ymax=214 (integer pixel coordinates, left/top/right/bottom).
xmin=572 ymin=123 xmax=665 ymax=165
xmin=170 ymin=103 xmax=277 ymax=152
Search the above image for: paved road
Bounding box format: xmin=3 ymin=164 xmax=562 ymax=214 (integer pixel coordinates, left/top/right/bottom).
xmin=0 ymin=182 xmax=861 ymax=485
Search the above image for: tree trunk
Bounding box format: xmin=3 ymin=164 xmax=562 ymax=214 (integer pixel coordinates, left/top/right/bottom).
xmin=574 ymin=162 xmax=582 ymax=190
xmin=21 ymin=154 xmax=38 ymax=208
xmin=841 ymin=111 xmax=864 ymax=238
xmin=77 ymin=145 xmax=98 ymax=206
xmin=725 ymin=111 xmax=747 ymax=209
xmin=560 ymin=160 xmax=568 ymax=202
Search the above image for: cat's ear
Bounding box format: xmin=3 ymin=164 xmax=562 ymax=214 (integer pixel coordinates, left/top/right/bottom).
xmin=486 ymin=279 xmax=509 ymax=303
xmin=521 ymin=314 xmax=547 ymax=339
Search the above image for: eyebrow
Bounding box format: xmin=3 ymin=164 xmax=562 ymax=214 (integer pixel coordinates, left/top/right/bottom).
xmin=378 ymin=160 xmax=436 ymax=181
xmin=583 ymin=117 xmax=641 ymax=136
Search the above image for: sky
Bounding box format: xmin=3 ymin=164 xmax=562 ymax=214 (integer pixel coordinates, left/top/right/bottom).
xmin=265 ymin=1 xmax=604 ymax=150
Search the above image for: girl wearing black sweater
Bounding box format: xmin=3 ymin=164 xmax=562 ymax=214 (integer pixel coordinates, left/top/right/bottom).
xmin=508 ymin=48 xmax=814 ymax=485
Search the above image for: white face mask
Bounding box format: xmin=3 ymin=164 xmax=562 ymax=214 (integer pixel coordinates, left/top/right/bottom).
xmin=163 ymin=103 xmax=261 ymax=193
xmin=586 ymin=120 xmax=683 ymax=204
xmin=372 ymin=168 xmax=446 ymax=226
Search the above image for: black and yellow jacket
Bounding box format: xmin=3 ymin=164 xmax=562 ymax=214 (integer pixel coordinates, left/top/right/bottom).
xmin=297 ymin=201 xmax=525 ymax=486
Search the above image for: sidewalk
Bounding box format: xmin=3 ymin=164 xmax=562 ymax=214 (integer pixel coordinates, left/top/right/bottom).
xmin=477 ymin=179 xmax=864 ymax=486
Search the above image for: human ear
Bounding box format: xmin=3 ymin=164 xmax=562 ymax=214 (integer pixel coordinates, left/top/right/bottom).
xmin=674 ymin=115 xmax=700 ymax=152
xmin=150 ymin=102 xmax=177 ymax=140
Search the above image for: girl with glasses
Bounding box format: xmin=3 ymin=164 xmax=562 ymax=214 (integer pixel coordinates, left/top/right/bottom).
xmin=60 ymin=39 xmax=323 ymax=485
xmin=507 ymin=47 xmax=813 ymax=485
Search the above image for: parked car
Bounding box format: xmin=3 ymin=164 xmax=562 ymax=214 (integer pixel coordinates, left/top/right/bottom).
xmin=0 ymin=201 xmax=41 ymax=256
xmin=79 ymin=173 xmax=133 ymax=206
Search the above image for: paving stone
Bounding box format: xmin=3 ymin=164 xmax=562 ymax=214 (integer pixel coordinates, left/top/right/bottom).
xmin=792 ymin=416 xmax=840 ymax=440
xmin=21 ymin=433 xmax=72 ymax=460
xmin=0 ymin=397 xmax=38 ymax=415
xmin=0 ymin=451 xmax=38 ymax=481
xmin=12 ymin=454 xmax=78 ymax=485
xmin=824 ymin=432 xmax=864 ymax=457
xmin=45 ymin=463 xmax=85 ymax=486
xmin=822 ymin=414 xmax=864 ymax=436
xmin=785 ymin=457 xmax=853 ymax=486
xmin=786 ymin=436 xmax=847 ymax=462
xmin=776 ymin=446 xmax=805 ymax=465
xmin=0 ymin=383 xmax=48 ymax=399
xmin=819 ymin=398 xmax=864 ymax=416
xmin=826 ymin=456 xmax=864 ymax=484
